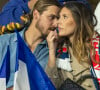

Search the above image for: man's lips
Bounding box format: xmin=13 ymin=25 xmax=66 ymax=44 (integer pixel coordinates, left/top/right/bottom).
xmin=48 ymin=27 xmax=56 ymax=31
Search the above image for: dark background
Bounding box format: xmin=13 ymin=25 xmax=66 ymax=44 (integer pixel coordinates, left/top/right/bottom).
xmin=0 ymin=0 xmax=100 ymax=11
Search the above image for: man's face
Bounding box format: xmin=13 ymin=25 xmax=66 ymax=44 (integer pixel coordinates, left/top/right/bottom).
xmin=36 ymin=5 xmax=60 ymax=37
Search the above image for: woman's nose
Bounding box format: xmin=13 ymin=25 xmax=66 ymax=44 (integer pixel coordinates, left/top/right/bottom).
xmin=57 ymin=18 xmax=61 ymax=26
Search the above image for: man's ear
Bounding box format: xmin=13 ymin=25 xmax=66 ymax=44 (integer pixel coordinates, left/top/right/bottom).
xmin=33 ymin=9 xmax=40 ymax=20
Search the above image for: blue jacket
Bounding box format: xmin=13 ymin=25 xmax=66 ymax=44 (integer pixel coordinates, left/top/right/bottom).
xmin=0 ymin=28 xmax=49 ymax=88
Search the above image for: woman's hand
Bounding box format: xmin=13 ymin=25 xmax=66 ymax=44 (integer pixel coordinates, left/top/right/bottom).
xmin=46 ymin=30 xmax=58 ymax=68
xmin=46 ymin=30 xmax=58 ymax=51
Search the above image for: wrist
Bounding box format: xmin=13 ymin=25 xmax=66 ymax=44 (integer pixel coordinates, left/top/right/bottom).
xmin=49 ymin=48 xmax=55 ymax=51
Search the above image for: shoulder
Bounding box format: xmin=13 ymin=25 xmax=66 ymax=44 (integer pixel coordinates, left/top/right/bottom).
xmin=0 ymin=33 xmax=17 ymax=60
xmin=0 ymin=28 xmax=25 ymax=48
xmin=0 ymin=32 xmax=20 ymax=67
xmin=0 ymin=32 xmax=17 ymax=45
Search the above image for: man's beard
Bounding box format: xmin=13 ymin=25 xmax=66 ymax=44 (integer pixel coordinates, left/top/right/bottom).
xmin=35 ymin=20 xmax=56 ymax=39
xmin=35 ymin=20 xmax=47 ymax=39
xmin=48 ymin=27 xmax=56 ymax=31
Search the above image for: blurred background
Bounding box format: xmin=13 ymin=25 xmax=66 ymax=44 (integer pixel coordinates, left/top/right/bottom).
xmin=0 ymin=0 xmax=8 ymax=11
xmin=0 ymin=0 xmax=100 ymax=11
xmin=89 ymin=0 xmax=100 ymax=11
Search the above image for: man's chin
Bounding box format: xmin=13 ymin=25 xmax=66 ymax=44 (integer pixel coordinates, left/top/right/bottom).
xmin=49 ymin=29 xmax=55 ymax=31
xmin=41 ymin=34 xmax=47 ymax=39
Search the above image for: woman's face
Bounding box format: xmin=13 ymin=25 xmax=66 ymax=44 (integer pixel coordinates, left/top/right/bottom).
xmin=58 ymin=7 xmax=76 ymax=39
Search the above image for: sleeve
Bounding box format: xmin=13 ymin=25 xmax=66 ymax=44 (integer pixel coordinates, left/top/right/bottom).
xmin=0 ymin=34 xmax=18 ymax=88
xmin=94 ymin=2 xmax=100 ymax=34
xmin=0 ymin=0 xmax=30 ymax=25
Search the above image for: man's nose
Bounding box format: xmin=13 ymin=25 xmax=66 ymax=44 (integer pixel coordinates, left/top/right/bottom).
xmin=52 ymin=19 xmax=58 ymax=27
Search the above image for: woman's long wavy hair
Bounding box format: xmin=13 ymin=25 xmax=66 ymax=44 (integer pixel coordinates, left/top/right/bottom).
xmin=62 ymin=2 xmax=98 ymax=64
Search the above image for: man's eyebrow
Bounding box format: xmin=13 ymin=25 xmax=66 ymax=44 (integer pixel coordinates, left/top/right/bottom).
xmin=48 ymin=14 xmax=58 ymax=18
xmin=49 ymin=14 xmax=56 ymax=16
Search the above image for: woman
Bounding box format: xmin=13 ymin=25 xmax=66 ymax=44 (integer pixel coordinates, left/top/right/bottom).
xmin=47 ymin=1 xmax=100 ymax=90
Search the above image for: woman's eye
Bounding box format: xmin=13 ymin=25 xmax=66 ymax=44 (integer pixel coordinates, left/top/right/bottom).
xmin=63 ymin=15 xmax=67 ymax=19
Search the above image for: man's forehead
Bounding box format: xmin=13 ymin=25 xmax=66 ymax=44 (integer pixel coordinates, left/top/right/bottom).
xmin=43 ymin=5 xmax=60 ymax=15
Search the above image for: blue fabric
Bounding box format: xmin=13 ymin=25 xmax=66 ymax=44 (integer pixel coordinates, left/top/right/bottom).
xmin=58 ymin=0 xmax=65 ymax=5
xmin=0 ymin=28 xmax=49 ymax=88
xmin=0 ymin=51 xmax=6 ymax=78
xmin=0 ymin=0 xmax=30 ymax=25
xmin=0 ymin=46 xmax=10 ymax=85
xmin=6 ymin=46 xmax=10 ymax=85
xmin=90 ymin=68 xmax=100 ymax=90
xmin=56 ymin=49 xmax=69 ymax=59
xmin=15 ymin=31 xmax=55 ymax=90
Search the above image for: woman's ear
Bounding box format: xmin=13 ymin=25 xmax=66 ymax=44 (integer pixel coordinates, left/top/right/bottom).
xmin=33 ymin=9 xmax=40 ymax=20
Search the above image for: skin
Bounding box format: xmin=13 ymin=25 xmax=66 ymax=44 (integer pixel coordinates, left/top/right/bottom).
xmin=25 ymin=5 xmax=60 ymax=52
xmin=45 ymin=7 xmax=59 ymax=68
xmin=7 ymin=5 xmax=60 ymax=90
xmin=35 ymin=6 xmax=59 ymax=36
xmin=47 ymin=30 xmax=58 ymax=68
xmin=47 ymin=7 xmax=77 ymax=68
xmin=58 ymin=7 xmax=76 ymax=43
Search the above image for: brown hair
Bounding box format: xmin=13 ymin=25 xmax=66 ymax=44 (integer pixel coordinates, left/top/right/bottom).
xmin=30 ymin=0 xmax=61 ymax=20
xmin=62 ymin=1 xmax=98 ymax=64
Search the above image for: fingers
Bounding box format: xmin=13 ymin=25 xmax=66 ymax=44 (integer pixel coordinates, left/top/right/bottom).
xmin=47 ymin=30 xmax=58 ymax=50
xmin=47 ymin=30 xmax=58 ymax=43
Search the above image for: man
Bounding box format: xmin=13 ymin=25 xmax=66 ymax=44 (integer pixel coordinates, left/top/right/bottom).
xmin=0 ymin=0 xmax=60 ymax=89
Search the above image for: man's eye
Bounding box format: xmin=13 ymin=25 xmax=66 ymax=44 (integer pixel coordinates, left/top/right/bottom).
xmin=50 ymin=16 xmax=55 ymax=20
xmin=49 ymin=16 xmax=55 ymax=20
xmin=57 ymin=16 xmax=59 ymax=19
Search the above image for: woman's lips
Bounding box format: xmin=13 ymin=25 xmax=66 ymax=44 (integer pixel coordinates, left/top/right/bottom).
xmin=58 ymin=27 xmax=62 ymax=31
